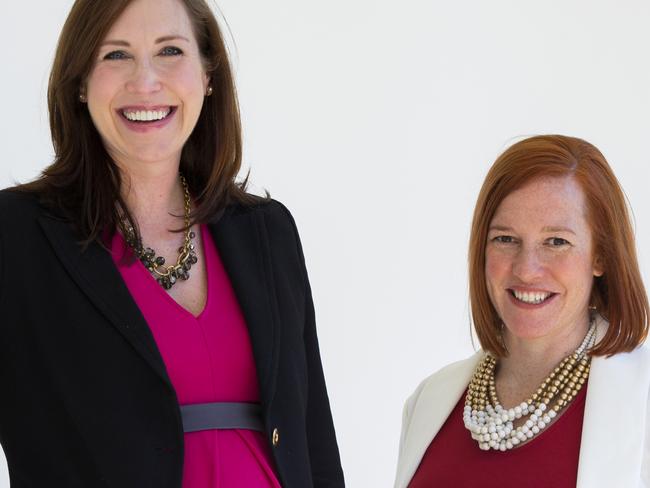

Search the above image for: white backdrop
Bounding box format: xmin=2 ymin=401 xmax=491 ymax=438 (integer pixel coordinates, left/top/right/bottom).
xmin=1 ymin=1 xmax=649 ymax=486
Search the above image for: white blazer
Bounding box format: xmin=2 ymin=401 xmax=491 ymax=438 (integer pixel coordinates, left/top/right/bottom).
xmin=395 ymin=317 xmax=650 ymax=488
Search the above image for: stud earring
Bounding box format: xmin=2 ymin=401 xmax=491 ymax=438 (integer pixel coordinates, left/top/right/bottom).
xmin=205 ymin=86 xmax=213 ymax=97
xmin=79 ymin=92 xmax=87 ymax=103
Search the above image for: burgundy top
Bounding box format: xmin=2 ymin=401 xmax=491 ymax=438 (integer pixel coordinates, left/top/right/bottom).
xmin=409 ymin=386 xmax=587 ymax=488
xmin=111 ymin=225 xmax=281 ymax=488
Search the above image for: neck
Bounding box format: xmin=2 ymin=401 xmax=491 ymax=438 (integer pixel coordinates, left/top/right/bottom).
xmin=119 ymin=165 xmax=184 ymax=227
xmin=495 ymin=314 xmax=590 ymax=407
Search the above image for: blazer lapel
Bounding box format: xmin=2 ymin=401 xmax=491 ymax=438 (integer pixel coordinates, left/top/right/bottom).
xmin=577 ymin=318 xmax=650 ymax=487
xmin=207 ymin=207 xmax=279 ymax=404
xmin=396 ymin=352 xmax=483 ymax=488
xmin=38 ymin=215 xmax=173 ymax=390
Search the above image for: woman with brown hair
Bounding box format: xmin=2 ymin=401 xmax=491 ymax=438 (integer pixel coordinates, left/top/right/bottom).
xmin=0 ymin=0 xmax=343 ymax=487
xmin=395 ymin=135 xmax=649 ymax=487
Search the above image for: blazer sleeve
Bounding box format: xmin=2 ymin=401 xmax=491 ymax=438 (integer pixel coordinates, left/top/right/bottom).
xmin=395 ymin=377 xmax=428 ymax=487
xmin=642 ymin=380 xmax=650 ymax=487
xmin=398 ymin=384 xmax=419 ymax=461
xmin=0 ymin=194 xmax=6 ymax=313
xmin=0 ymin=214 xmax=3 ymax=304
xmin=278 ymin=202 xmax=345 ymax=487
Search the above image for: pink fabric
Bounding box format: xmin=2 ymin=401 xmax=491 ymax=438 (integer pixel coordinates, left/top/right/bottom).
xmin=111 ymin=225 xmax=281 ymax=488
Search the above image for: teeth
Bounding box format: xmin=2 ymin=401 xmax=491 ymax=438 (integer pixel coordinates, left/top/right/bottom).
xmin=512 ymin=290 xmax=552 ymax=304
xmin=123 ymin=108 xmax=171 ymax=122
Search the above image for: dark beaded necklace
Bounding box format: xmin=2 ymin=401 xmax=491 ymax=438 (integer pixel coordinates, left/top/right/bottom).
xmin=121 ymin=174 xmax=198 ymax=290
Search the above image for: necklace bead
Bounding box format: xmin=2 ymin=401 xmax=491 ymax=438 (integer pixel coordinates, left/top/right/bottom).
xmin=463 ymin=320 xmax=596 ymax=451
xmin=121 ymin=174 xmax=198 ymax=290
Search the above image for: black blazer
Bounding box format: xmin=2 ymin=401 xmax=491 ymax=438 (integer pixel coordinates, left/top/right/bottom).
xmin=0 ymin=190 xmax=344 ymax=488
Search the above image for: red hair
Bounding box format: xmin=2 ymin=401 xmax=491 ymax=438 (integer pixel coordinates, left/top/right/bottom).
xmin=469 ymin=135 xmax=648 ymax=356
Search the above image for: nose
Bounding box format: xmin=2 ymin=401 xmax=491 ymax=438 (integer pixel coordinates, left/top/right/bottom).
xmin=125 ymin=58 xmax=162 ymax=95
xmin=511 ymin=246 xmax=545 ymax=283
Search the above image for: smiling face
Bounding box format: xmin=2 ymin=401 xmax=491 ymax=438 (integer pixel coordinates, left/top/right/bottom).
xmin=485 ymin=176 xmax=603 ymax=345
xmin=85 ymin=0 xmax=209 ymax=171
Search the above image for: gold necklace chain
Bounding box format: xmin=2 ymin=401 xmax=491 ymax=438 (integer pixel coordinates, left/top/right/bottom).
xmin=121 ymin=174 xmax=198 ymax=290
xmin=463 ymin=321 xmax=596 ymax=451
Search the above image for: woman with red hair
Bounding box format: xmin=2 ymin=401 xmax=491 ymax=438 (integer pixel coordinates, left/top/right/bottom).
xmin=395 ymin=135 xmax=649 ymax=487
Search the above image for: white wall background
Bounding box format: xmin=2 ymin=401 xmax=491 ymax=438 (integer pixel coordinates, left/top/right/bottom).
xmin=1 ymin=1 xmax=649 ymax=486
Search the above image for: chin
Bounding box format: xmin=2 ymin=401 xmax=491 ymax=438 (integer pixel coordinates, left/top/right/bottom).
xmin=498 ymin=307 xmax=560 ymax=341
xmin=124 ymin=144 xmax=183 ymax=164
xmin=503 ymin=322 xmax=554 ymax=341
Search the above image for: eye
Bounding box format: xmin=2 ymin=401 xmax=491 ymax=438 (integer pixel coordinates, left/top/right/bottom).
xmin=160 ymin=46 xmax=183 ymax=56
xmin=492 ymin=235 xmax=516 ymax=244
xmin=546 ymin=237 xmax=570 ymax=247
xmin=103 ymin=50 xmax=129 ymax=60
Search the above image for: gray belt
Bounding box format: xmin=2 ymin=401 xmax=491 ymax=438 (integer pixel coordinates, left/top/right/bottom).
xmin=180 ymin=402 xmax=264 ymax=433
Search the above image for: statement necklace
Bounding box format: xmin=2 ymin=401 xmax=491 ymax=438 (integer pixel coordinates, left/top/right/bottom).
xmin=121 ymin=174 xmax=198 ymax=290
xmin=463 ymin=320 xmax=596 ymax=451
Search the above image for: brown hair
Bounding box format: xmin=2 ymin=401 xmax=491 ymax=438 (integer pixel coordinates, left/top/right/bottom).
xmin=469 ymin=135 xmax=648 ymax=357
xmin=16 ymin=0 xmax=257 ymax=244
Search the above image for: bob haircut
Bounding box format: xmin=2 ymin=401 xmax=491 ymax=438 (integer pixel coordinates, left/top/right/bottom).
xmin=18 ymin=0 xmax=257 ymax=244
xmin=469 ymin=135 xmax=648 ymax=357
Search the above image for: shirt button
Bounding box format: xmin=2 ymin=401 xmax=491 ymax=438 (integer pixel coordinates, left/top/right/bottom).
xmin=272 ymin=428 xmax=280 ymax=447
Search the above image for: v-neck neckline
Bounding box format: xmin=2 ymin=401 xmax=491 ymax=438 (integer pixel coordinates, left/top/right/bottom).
xmin=113 ymin=224 xmax=211 ymax=320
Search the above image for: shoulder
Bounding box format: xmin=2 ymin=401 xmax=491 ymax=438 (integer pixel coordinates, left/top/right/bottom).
xmin=0 ymin=188 xmax=41 ymax=213
xmin=215 ymin=197 xmax=308 ymax=275
xmin=592 ymin=314 xmax=650 ymax=376
xmin=626 ymin=341 xmax=650 ymax=365
xmin=396 ymin=352 xmax=484 ymax=487
xmin=220 ymin=196 xmax=303 ymax=246
xmin=593 ymin=341 xmax=650 ymax=376
xmin=224 ymin=196 xmax=297 ymax=226
xmin=588 ymin=338 xmax=650 ymax=427
xmin=404 ymin=352 xmax=484 ymax=416
xmin=0 ymin=189 xmax=51 ymax=229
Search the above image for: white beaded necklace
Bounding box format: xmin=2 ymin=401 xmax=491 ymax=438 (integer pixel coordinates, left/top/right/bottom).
xmin=463 ymin=320 xmax=596 ymax=451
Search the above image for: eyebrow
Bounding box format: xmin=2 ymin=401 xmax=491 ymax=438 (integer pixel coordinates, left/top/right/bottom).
xmin=542 ymin=226 xmax=576 ymax=235
xmin=100 ymin=35 xmax=190 ymax=47
xmin=488 ymin=225 xmax=576 ymax=235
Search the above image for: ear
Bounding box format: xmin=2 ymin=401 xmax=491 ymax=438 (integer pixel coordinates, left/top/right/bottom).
xmin=592 ymin=255 xmax=604 ymax=277
xmin=79 ymin=85 xmax=88 ymax=104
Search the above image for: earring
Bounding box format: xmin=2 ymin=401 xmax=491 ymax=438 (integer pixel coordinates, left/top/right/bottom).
xmin=205 ymin=86 xmax=213 ymax=97
xmin=79 ymin=92 xmax=87 ymax=103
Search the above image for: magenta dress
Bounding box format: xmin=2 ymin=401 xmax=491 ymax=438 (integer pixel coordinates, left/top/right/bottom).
xmin=110 ymin=225 xmax=281 ymax=488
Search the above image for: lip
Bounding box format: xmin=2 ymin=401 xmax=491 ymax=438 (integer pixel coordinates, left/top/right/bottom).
xmin=506 ymin=287 xmax=558 ymax=309
xmin=508 ymin=286 xmax=556 ymax=294
xmin=116 ymin=105 xmax=177 ymax=133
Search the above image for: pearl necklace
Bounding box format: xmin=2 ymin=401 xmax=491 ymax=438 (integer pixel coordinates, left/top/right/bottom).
xmin=463 ymin=320 xmax=596 ymax=451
